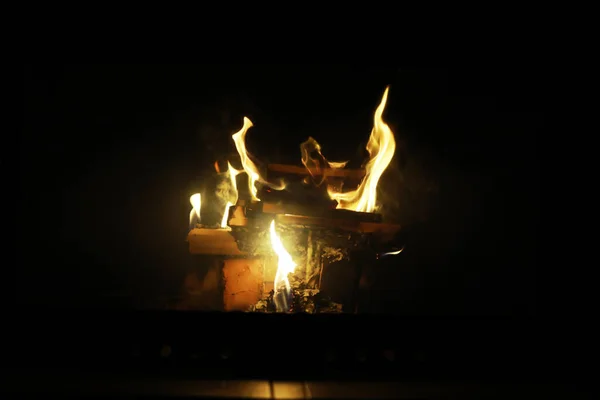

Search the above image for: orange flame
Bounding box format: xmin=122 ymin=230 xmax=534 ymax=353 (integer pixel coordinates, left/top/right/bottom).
xmin=327 ymin=86 xmax=396 ymax=213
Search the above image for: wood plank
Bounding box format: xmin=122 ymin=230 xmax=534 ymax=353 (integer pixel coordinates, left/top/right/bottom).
xmin=223 ymin=258 xmax=264 ymax=311
xmin=187 ymin=228 xmax=244 ymax=255
xmin=267 ymin=163 xmax=365 ymax=178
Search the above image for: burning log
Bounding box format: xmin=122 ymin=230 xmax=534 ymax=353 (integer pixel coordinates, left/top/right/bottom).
xmin=185 ymin=86 xmax=403 ymax=313
xmin=188 ymin=228 xmax=244 ymax=256
xmin=187 ymin=200 xmax=402 ymax=313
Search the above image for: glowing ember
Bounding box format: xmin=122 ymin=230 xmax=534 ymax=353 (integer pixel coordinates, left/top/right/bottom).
xmin=269 ymin=219 xmax=296 ymax=312
xmin=189 ymin=193 xmax=201 ymax=227
xmin=327 ymin=86 xmax=396 ymax=213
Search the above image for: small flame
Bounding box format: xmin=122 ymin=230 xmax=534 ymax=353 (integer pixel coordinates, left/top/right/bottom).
xmin=227 ymin=161 xmax=241 ymax=196
xmin=327 ymin=86 xmax=396 ymax=213
xmin=328 ymin=160 xmax=348 ymax=169
xmin=219 ymin=162 xmax=241 ymax=229
xmin=220 ymin=201 xmax=234 ymax=228
xmin=189 ymin=193 xmax=201 ymax=228
xmin=269 ymin=220 xmax=296 ymax=312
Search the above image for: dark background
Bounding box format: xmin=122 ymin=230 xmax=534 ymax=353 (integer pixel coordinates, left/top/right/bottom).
xmin=20 ymin=64 xmax=538 ymax=315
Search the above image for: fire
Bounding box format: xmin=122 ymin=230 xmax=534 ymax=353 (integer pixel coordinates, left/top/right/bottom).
xmin=227 ymin=161 xmax=241 ymax=196
xmin=300 ymin=137 xmax=348 ymax=187
xmin=220 ymin=162 xmax=242 ymax=228
xmin=220 ymin=201 xmax=233 ymax=228
xmin=231 ymin=117 xmax=285 ymax=202
xmin=269 ymin=219 xmax=296 ymax=311
xmin=327 ymin=86 xmax=396 ymax=213
xmin=189 ymin=193 xmax=201 ymax=227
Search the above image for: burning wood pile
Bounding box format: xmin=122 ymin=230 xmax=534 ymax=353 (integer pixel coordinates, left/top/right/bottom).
xmin=186 ymin=86 xmax=402 ymax=313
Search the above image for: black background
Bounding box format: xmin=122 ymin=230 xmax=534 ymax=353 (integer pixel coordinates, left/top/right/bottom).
xmin=20 ymin=65 xmax=538 ymax=315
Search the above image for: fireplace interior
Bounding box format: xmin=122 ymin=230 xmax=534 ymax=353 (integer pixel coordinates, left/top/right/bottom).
xmin=186 ymin=162 xmax=403 ymax=313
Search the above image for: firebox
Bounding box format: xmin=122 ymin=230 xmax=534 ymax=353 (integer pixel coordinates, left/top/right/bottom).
xmin=185 ymin=86 xmax=403 ymax=313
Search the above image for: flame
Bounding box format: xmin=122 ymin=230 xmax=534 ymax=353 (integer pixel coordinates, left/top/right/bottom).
xmin=231 ymin=117 xmax=285 ymax=201
xmin=231 ymin=117 xmax=261 ymax=201
xmin=219 ymin=162 xmax=241 ymax=229
xmin=269 ymin=220 xmax=296 ymax=311
xmin=327 ymin=86 xmax=396 ymax=213
xmin=380 ymin=246 xmax=405 ymax=257
xmin=189 ymin=193 xmax=201 ymax=227
xmin=227 ymin=161 xmax=241 ymax=197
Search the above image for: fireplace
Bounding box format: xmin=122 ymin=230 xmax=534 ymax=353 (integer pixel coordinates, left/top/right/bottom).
xmin=184 ymin=86 xmax=403 ymax=313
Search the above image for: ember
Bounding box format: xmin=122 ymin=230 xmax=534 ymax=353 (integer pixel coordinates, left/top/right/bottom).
xmin=185 ymin=86 xmax=402 ymax=313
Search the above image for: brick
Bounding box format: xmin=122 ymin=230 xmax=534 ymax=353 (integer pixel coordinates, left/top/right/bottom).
xmin=222 ymin=258 xmax=264 ymax=311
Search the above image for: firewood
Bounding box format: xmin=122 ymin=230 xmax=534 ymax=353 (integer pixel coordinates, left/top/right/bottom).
xmin=187 ymin=228 xmax=244 ymax=255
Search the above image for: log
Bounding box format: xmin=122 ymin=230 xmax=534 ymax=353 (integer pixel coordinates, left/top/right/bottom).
xmin=228 ymin=207 xmax=401 ymax=237
xmin=267 ymin=163 xmax=365 ymax=178
xmin=187 ymin=228 xmax=244 ymax=255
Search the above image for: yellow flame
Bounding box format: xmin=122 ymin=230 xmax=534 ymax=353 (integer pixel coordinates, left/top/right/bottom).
xmin=189 ymin=193 xmax=201 ymax=226
xmin=231 ymin=117 xmax=262 ymax=201
xmin=228 ymin=161 xmax=241 ymax=196
xmin=328 ymin=160 xmax=348 ymax=169
xmin=327 ymin=86 xmax=396 ymax=213
xmin=269 ymin=220 xmax=296 ymax=298
xmin=220 ymin=201 xmax=234 ymax=228
xmin=380 ymin=246 xmax=404 ymax=257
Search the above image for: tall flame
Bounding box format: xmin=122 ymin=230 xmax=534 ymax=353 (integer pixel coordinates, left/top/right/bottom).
xmin=269 ymin=219 xmax=296 ymax=312
xmin=189 ymin=193 xmax=201 ymax=228
xmin=231 ymin=117 xmax=285 ymax=202
xmin=327 ymin=86 xmax=396 ymax=213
